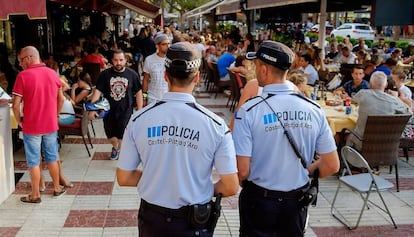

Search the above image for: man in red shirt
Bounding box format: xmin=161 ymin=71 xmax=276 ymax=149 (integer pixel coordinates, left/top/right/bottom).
xmin=12 ymin=46 xmax=66 ymax=203
xmin=78 ymin=45 xmax=107 ymax=69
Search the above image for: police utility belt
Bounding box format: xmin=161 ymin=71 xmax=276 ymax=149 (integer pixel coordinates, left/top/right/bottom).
xmin=141 ymin=194 xmax=222 ymax=231
xmin=243 ymin=180 xmax=308 ymax=199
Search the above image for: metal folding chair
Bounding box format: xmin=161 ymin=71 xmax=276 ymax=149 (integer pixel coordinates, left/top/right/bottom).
xmin=331 ymin=146 xmax=397 ymax=230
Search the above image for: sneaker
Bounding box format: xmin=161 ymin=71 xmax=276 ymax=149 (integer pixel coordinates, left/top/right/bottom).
xmin=110 ymin=147 xmax=119 ymax=160
xmin=52 ymin=189 xmax=66 ymax=199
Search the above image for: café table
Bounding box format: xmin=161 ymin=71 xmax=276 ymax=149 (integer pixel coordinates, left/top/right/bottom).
xmin=315 ymin=92 xmax=358 ymax=135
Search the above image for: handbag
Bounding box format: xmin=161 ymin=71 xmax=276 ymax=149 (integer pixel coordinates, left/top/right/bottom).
xmin=84 ymin=97 xmax=110 ymax=119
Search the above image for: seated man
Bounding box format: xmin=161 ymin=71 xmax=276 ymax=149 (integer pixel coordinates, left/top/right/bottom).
xmin=372 ymin=58 xmax=397 ymax=76
xmin=78 ymin=45 xmax=107 ymax=69
xmin=334 ymin=65 xmax=369 ymax=98
xmin=338 ymin=46 xmax=357 ymax=64
xmin=347 ymin=71 xmax=410 ymax=150
xmin=299 ymin=52 xmax=318 ymax=85
xmin=217 ymin=44 xmax=237 ymax=81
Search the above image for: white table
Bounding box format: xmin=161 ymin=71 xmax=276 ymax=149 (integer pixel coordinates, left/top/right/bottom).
xmin=0 ymin=105 xmax=15 ymax=204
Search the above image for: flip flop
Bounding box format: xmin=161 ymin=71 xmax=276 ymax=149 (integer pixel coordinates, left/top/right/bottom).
xmin=21 ymin=195 xmax=41 ymax=204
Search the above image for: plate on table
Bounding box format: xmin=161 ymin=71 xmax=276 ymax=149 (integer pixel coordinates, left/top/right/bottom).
xmin=325 ymin=100 xmax=342 ymax=106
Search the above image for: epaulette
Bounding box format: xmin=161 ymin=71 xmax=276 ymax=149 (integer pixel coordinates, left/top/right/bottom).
xmin=290 ymin=93 xmax=321 ymax=109
xmin=132 ymin=101 xmax=166 ymax=122
xmin=246 ymin=95 xmax=274 ymax=112
xmin=185 ymin=102 xmax=222 ymax=126
xmin=245 ymin=93 xmax=321 ymax=112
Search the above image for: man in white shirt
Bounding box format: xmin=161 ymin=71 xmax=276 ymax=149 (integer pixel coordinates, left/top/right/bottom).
xmin=339 ymin=46 xmax=357 ymax=64
xmin=142 ymin=34 xmax=170 ymax=105
xmin=299 ymin=52 xmax=318 ymax=85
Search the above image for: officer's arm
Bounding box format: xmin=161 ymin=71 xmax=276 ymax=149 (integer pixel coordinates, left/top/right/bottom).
xmin=116 ymin=168 xmax=142 ymax=187
xmin=214 ymin=173 xmax=239 ymax=197
xmin=308 ymin=151 xmax=340 ymax=178
xmin=237 ymin=156 xmax=251 ymax=182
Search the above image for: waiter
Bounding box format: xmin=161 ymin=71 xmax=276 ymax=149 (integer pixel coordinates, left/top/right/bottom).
xmin=233 ymin=40 xmax=339 ymax=236
xmin=116 ymin=42 xmax=239 ymax=236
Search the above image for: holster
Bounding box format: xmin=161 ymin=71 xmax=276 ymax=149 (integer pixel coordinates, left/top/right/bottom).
xmin=187 ymin=202 xmax=212 ymax=229
xmin=298 ymin=169 xmax=319 ymax=207
xmin=207 ymin=193 xmax=222 ymax=232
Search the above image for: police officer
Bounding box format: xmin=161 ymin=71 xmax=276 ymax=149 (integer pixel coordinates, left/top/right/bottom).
xmin=233 ymin=40 xmax=340 ymax=237
xmin=116 ymin=42 xmax=239 ymax=236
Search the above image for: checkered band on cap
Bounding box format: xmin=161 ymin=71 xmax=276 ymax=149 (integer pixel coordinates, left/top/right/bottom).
xmin=165 ymin=42 xmax=201 ymax=73
xmin=165 ymin=58 xmax=201 ymax=72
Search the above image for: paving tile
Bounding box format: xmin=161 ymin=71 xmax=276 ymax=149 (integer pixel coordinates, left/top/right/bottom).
xmin=0 ymin=227 xmax=19 ymax=237
xmin=64 ymin=210 xmax=107 ymax=227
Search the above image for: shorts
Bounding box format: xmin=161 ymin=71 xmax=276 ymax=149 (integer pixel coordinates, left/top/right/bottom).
xmin=103 ymin=116 xmax=129 ymax=139
xmin=23 ymin=131 xmax=59 ymax=167
xmin=59 ymin=115 xmax=75 ymax=125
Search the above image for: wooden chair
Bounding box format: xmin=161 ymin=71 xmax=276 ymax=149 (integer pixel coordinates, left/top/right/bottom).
xmin=210 ymin=62 xmax=231 ymax=98
xmin=58 ymin=108 xmax=93 ymax=157
xmin=82 ymin=63 xmax=101 ymax=86
xmin=341 ymin=114 xmax=411 ymax=192
xmin=227 ymin=69 xmax=242 ymax=112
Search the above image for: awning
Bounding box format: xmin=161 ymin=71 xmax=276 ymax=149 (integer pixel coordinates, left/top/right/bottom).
xmin=50 ymin=0 xmax=160 ymax=18
xmin=0 ymin=0 xmax=47 ymax=20
xmin=113 ymin=0 xmax=160 ymax=18
xmin=185 ymin=0 xmax=220 ymax=19
xmin=246 ymin=0 xmax=317 ymax=10
xmin=216 ymin=0 xmax=241 ymax=15
xmin=247 ymin=0 xmax=372 ymax=12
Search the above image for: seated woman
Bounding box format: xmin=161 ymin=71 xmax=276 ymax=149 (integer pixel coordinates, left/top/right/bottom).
xmin=288 ymin=70 xmax=311 ymax=98
xmin=71 ymin=71 xmax=93 ymax=106
xmin=228 ymin=55 xmax=248 ymax=88
xmin=59 ymin=77 xmax=76 ymax=125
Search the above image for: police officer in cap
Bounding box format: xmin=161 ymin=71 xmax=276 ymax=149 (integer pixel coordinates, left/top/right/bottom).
xmin=233 ymin=40 xmax=340 ymax=236
xmin=117 ymin=41 xmax=239 ymax=236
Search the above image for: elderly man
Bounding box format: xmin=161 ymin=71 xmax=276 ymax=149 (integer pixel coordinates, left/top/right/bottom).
xmin=347 ymin=71 xmax=410 ymax=150
xmin=12 ymin=46 xmax=66 ymax=203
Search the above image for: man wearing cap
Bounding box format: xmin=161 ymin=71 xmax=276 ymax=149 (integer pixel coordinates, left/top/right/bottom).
xmin=142 ymin=33 xmax=170 ymax=106
xmin=116 ymin=42 xmax=239 ymax=236
xmin=233 ymin=40 xmax=339 ymax=236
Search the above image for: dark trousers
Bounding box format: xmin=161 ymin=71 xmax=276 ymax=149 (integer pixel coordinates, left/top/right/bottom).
xmin=239 ymin=182 xmax=308 ymax=237
xmin=138 ymin=199 xmax=212 ymax=237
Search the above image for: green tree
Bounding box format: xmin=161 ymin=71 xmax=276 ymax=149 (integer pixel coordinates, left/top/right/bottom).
xmin=151 ymin=0 xmax=210 ymax=30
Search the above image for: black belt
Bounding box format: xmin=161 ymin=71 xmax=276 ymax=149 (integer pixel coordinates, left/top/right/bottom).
xmin=140 ymin=199 xmax=189 ymax=218
xmin=243 ymin=181 xmax=308 ymax=199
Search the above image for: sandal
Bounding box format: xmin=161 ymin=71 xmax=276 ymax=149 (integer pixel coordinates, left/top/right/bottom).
xmin=21 ymin=195 xmax=41 ymax=204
